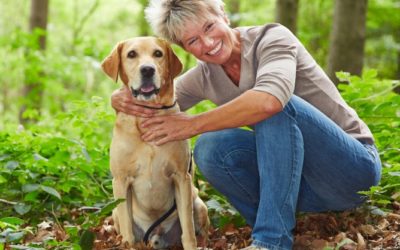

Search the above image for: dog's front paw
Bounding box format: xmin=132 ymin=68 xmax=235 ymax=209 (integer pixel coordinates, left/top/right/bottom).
xmin=120 ymin=233 xmax=134 ymax=245
xmin=182 ymin=240 xmax=197 ymax=250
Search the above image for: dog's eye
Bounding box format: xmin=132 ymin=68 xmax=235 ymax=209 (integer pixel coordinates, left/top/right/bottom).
xmin=127 ymin=50 xmax=137 ymax=58
xmin=154 ymin=50 xmax=163 ymax=58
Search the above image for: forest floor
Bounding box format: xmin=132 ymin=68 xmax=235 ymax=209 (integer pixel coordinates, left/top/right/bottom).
xmin=90 ymin=202 xmax=400 ymax=250
xmin=15 ymin=202 xmax=400 ymax=250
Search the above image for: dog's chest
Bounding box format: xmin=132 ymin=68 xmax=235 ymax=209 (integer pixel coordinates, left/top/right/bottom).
xmin=133 ymin=156 xmax=175 ymax=210
xmin=111 ymin=113 xmax=189 ymax=212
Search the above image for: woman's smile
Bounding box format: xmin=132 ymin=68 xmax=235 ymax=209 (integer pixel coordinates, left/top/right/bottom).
xmin=207 ymin=41 xmax=223 ymax=56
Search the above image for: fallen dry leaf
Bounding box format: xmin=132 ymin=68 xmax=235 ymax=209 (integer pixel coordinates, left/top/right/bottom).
xmin=17 ymin=203 xmax=400 ymax=250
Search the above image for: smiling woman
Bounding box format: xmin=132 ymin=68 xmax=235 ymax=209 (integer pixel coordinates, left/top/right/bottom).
xmin=110 ymin=1 xmax=382 ymax=249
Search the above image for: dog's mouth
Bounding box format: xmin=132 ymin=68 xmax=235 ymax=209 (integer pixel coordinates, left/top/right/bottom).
xmin=131 ymin=84 xmax=160 ymax=98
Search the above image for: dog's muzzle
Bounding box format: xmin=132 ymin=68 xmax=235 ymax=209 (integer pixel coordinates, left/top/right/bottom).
xmin=131 ymin=65 xmax=160 ymax=98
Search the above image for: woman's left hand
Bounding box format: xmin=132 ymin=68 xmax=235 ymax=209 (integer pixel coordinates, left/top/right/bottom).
xmin=140 ymin=112 xmax=197 ymax=145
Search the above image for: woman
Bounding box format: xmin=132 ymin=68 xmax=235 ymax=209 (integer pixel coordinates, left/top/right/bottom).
xmin=111 ymin=1 xmax=381 ymax=249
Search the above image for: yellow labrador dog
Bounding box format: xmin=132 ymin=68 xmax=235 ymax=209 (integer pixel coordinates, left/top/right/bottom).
xmin=101 ymin=37 xmax=209 ymax=250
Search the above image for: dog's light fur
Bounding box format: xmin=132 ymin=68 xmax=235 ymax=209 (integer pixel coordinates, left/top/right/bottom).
xmin=101 ymin=37 xmax=209 ymax=249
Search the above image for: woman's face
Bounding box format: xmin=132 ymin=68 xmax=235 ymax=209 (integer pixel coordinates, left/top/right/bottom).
xmin=180 ymin=14 xmax=238 ymax=65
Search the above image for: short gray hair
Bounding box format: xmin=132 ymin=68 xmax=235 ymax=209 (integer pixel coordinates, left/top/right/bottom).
xmin=145 ymin=0 xmax=225 ymax=45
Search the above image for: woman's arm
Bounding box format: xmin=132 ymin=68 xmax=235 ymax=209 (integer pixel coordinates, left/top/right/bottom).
xmin=141 ymin=89 xmax=282 ymax=145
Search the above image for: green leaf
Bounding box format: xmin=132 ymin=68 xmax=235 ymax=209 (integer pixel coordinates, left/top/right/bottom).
xmin=65 ymin=225 xmax=79 ymax=240
xmin=335 ymin=238 xmax=355 ymax=250
xmin=335 ymin=71 xmax=350 ymax=82
xmin=6 ymin=231 xmax=25 ymax=242
xmin=362 ymin=69 xmax=378 ymax=80
xmin=5 ymin=161 xmax=19 ymax=170
xmin=13 ymin=203 xmax=31 ymax=215
xmin=0 ymin=175 xmax=7 ymax=184
xmin=81 ymin=147 xmax=91 ymax=162
xmin=0 ymin=217 xmax=25 ymax=226
xmin=40 ymin=185 xmax=61 ymax=200
xmin=95 ymin=199 xmax=125 ymax=216
xmin=22 ymin=184 xmax=40 ymax=193
xmin=388 ymin=171 xmax=400 ymax=177
xmin=24 ymin=191 xmax=40 ymax=202
xmin=33 ymin=153 xmax=48 ymax=162
xmin=206 ymin=199 xmax=223 ymax=212
xmin=368 ymin=206 xmax=387 ymax=216
xmin=79 ymin=230 xmax=95 ymax=250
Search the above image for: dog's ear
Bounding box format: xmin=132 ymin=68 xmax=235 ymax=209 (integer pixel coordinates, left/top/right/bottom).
xmin=101 ymin=42 xmax=123 ymax=82
xmin=168 ymin=46 xmax=183 ymax=79
xmin=159 ymin=39 xmax=183 ymax=79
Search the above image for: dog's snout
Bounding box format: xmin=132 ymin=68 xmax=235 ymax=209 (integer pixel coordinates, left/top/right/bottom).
xmin=140 ymin=65 xmax=155 ymax=77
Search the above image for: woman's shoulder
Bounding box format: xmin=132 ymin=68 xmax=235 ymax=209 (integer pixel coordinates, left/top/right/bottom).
xmin=238 ymin=23 xmax=293 ymax=39
xmin=238 ymin=23 xmax=299 ymax=54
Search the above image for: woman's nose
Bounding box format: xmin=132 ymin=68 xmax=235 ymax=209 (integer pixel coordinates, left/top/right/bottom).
xmin=202 ymin=36 xmax=214 ymax=48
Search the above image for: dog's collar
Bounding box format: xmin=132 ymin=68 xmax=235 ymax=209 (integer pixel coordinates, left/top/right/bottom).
xmin=135 ymin=100 xmax=177 ymax=110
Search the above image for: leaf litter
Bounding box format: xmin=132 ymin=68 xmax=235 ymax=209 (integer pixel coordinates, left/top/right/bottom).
xmin=7 ymin=202 xmax=400 ymax=250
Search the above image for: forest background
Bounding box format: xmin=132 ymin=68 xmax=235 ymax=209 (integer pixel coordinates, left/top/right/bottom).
xmin=0 ymin=0 xmax=399 ymax=249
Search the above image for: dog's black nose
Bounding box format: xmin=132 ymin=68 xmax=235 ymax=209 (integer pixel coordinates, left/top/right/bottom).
xmin=140 ymin=65 xmax=155 ymax=77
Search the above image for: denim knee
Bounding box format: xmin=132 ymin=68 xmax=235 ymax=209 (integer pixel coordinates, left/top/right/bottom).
xmin=193 ymin=129 xmax=256 ymax=182
xmin=193 ymin=132 xmax=219 ymax=179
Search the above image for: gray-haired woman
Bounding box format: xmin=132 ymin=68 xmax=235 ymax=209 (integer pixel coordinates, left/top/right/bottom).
xmin=111 ymin=1 xmax=381 ymax=249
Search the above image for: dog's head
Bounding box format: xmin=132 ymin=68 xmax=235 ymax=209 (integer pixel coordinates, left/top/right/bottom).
xmin=101 ymin=37 xmax=182 ymax=103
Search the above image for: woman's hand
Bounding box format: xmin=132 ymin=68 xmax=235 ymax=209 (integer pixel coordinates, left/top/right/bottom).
xmin=140 ymin=112 xmax=198 ymax=145
xmin=111 ymin=86 xmax=162 ymax=118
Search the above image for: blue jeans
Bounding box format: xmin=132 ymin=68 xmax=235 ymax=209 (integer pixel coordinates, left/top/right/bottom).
xmin=194 ymin=96 xmax=381 ymax=250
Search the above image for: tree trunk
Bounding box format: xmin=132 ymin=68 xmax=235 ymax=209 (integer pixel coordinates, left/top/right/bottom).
xmin=19 ymin=0 xmax=49 ymax=124
xmin=29 ymin=0 xmax=48 ymax=49
xmin=326 ymin=0 xmax=368 ymax=85
xmin=395 ymin=26 xmax=400 ymax=94
xmin=275 ymin=0 xmax=299 ymax=35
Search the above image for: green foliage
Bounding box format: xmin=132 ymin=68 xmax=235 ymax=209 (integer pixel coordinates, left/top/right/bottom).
xmin=297 ymin=0 xmax=333 ymax=68
xmin=365 ymin=0 xmax=400 ymax=79
xmin=0 ymin=97 xmax=114 ymax=221
xmin=0 ymin=97 xmax=123 ymax=248
xmin=337 ymin=69 xmax=400 ymax=207
xmin=0 ymin=217 xmax=32 ymax=246
xmin=206 ymin=196 xmax=246 ymax=228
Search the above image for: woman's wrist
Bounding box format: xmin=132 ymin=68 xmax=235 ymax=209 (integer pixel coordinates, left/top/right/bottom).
xmin=191 ymin=113 xmax=207 ymax=136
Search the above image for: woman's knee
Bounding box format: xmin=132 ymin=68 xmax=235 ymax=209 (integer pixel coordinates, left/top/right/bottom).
xmin=194 ymin=132 xmax=221 ymax=173
xmin=194 ymin=129 xmax=255 ymax=178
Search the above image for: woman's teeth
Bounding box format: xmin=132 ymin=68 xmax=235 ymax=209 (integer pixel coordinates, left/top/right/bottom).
xmin=207 ymin=41 xmax=222 ymax=55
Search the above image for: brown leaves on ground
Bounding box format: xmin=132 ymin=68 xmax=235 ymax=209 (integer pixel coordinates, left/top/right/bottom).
xmin=20 ymin=203 xmax=400 ymax=250
xmin=89 ymin=205 xmax=399 ymax=250
xmin=293 ymin=209 xmax=400 ymax=250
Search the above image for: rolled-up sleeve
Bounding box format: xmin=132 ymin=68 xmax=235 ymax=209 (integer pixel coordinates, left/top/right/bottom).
xmin=253 ymin=27 xmax=298 ymax=107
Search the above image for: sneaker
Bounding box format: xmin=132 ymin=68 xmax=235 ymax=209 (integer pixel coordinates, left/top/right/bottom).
xmin=241 ymin=245 xmax=270 ymax=250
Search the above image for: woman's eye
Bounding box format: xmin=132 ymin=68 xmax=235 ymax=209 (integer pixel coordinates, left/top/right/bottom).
xmin=188 ymin=38 xmax=198 ymax=46
xmin=127 ymin=50 xmax=137 ymax=58
xmin=205 ymin=23 xmax=214 ymax=32
xmin=154 ymin=50 xmax=163 ymax=57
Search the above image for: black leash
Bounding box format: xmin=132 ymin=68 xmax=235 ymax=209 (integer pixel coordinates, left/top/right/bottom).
xmin=143 ymin=200 xmax=177 ymax=244
xmin=142 ymin=152 xmax=193 ymax=244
